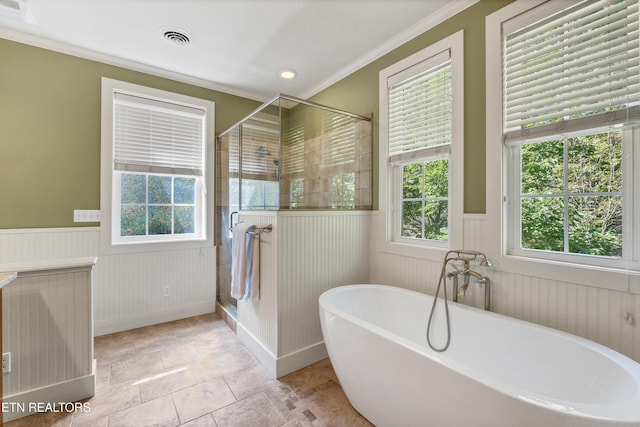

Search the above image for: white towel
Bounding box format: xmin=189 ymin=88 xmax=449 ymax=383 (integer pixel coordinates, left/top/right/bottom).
xmin=243 ymin=225 xmax=260 ymax=301
xmin=231 ymin=222 xmax=252 ymax=299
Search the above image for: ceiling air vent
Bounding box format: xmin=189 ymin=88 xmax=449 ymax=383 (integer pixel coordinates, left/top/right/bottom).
xmin=0 ymin=0 xmax=36 ymax=24
xmin=161 ymin=28 xmax=192 ymax=48
xmin=0 ymin=0 xmax=20 ymax=11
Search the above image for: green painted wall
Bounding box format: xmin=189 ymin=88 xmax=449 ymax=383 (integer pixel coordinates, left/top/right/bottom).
xmin=1 ymin=1 xmax=512 ymax=228
xmin=310 ymin=0 xmax=514 ymax=213
xmin=0 ymin=38 xmax=260 ymax=229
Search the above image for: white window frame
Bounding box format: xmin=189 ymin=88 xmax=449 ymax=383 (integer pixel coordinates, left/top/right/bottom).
xmin=507 ymin=128 xmax=634 ymax=269
xmin=111 ymin=172 xmax=204 ymax=243
xmin=486 ymin=1 xmax=640 ymax=293
xmin=378 ymin=30 xmax=464 ymax=261
xmin=100 ymin=78 xmax=215 ymax=253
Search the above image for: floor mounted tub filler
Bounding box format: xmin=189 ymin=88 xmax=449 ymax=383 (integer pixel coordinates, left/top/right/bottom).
xmin=319 ymin=284 xmax=640 ymax=427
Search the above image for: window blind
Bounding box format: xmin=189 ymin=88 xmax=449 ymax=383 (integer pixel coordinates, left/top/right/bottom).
xmin=504 ymin=0 xmax=640 ymax=145
xmin=322 ymin=113 xmax=356 ymax=167
xmin=388 ymin=49 xmax=452 ymax=165
xmin=114 ymin=92 xmax=206 ymax=176
xmin=282 ymin=123 xmax=305 ymax=174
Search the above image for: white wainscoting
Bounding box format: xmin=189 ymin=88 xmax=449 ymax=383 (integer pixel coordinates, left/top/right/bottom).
xmin=277 ymin=211 xmax=371 ymax=357
xmin=237 ymin=211 xmax=371 ymax=377
xmin=236 ymin=212 xmax=279 ymax=371
xmin=369 ymin=214 xmax=640 ymax=363
xmin=1 ymin=260 xmax=95 ymax=421
xmin=0 ymin=228 xmax=216 ymax=336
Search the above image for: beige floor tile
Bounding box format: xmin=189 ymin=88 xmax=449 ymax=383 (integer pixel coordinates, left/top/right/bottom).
xmin=178 ymin=414 xmax=218 ymax=427
xmin=94 ymin=337 xmax=135 ymax=368
xmin=71 ymin=415 xmax=109 ymax=427
xmin=192 ymin=330 xmax=245 ymax=354
xmin=172 ymin=376 xmax=237 ymax=424
xmin=70 ymin=381 xmax=140 ymax=424
xmin=93 ymin=362 xmax=111 ymax=391
xmin=2 ymin=410 xmax=73 ymax=427
xmin=212 ymin=392 xmax=286 ymax=427
xmin=190 ymin=346 xmax=258 ymax=383
xmin=279 ymin=363 xmax=335 ymax=397
xmin=160 ymin=341 xmax=202 ymax=369
xmin=3 ymin=313 xmax=371 ymax=427
xmin=294 ymin=381 xmax=372 ymax=427
xmin=108 ymin=395 xmax=179 ymax=427
xmin=279 ymin=418 xmax=322 ymax=427
xmin=110 ymin=325 xmax=155 ymax=346
xmin=138 ymin=365 xmax=199 ymax=402
xmin=109 ymin=350 xmax=165 ymax=385
xmin=223 ymin=360 xmax=275 ymax=400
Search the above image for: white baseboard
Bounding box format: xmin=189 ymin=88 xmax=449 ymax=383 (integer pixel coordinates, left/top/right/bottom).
xmin=94 ymin=300 xmax=216 ymax=336
xmin=2 ymin=363 xmax=95 ymax=422
xmin=237 ymin=322 xmax=278 ymax=377
xmin=237 ymin=322 xmax=327 ymax=378
xmin=276 ymin=341 xmax=328 ymax=378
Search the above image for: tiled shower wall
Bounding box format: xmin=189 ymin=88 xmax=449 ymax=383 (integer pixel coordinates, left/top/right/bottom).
xmin=369 ymin=214 xmax=640 ymax=363
xmin=279 ymin=119 xmax=373 ymax=209
xmin=216 ymin=117 xmax=373 ymax=311
xmin=216 ymin=131 xmax=233 ymax=310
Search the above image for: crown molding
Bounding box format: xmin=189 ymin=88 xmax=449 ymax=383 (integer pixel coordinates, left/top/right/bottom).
xmin=1 ymin=0 xmax=478 ymax=103
xmin=0 ymin=28 xmax=269 ymax=102
xmin=300 ymin=0 xmax=480 ymax=99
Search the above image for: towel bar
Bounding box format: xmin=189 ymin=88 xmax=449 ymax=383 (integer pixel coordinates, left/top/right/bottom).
xmin=230 ymin=221 xmax=272 ymax=235
xmin=230 ymin=221 xmax=272 ymax=301
xmin=247 ymin=224 xmax=272 ymax=235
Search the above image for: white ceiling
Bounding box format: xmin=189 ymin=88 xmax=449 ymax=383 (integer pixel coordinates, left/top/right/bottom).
xmin=0 ymin=0 xmax=475 ymax=101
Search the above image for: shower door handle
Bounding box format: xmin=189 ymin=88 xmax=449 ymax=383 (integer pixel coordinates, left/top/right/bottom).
xmin=230 ymin=211 xmax=239 ymax=231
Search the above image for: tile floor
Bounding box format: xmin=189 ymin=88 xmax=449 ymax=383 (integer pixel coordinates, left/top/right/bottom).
xmin=5 ymin=312 xmax=372 ymax=427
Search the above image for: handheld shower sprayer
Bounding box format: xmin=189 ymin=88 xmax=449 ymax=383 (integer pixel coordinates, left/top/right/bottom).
xmin=427 ymin=249 xmax=492 ymax=352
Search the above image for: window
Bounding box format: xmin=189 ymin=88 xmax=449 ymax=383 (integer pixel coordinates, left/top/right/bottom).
xmin=289 ymin=178 xmax=304 ymax=209
xmin=514 ymin=130 xmax=625 ymax=259
xmin=282 ymin=122 xmax=305 ymax=209
xmin=229 ymin=178 xmax=279 ymax=210
xmin=117 ymin=174 xmax=198 ymax=236
xmin=101 ymin=78 xmax=214 ymax=250
xmin=330 ymin=173 xmax=355 ymax=209
xmin=379 ymin=31 xmax=464 ymax=254
xmin=487 ymin=0 xmax=640 ymax=275
xmin=400 ymin=159 xmax=449 ymax=241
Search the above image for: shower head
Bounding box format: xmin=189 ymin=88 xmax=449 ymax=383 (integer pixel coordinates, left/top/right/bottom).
xmin=480 ymin=257 xmax=492 ymax=267
xmin=256 ymin=146 xmax=271 ymax=157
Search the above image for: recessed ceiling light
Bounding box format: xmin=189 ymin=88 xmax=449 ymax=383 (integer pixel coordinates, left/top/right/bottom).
xmin=160 ymin=27 xmax=192 ymax=48
xmin=280 ymin=69 xmax=296 ymax=79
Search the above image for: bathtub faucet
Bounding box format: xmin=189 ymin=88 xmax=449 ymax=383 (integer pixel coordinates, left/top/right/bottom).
xmin=444 ymin=250 xmax=491 ymax=311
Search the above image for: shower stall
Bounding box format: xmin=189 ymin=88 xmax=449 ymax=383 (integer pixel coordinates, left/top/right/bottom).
xmin=216 ymin=94 xmax=373 ymax=319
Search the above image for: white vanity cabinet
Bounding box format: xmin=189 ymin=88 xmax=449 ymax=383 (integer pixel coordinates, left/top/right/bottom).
xmin=0 ymin=258 xmax=96 ymax=422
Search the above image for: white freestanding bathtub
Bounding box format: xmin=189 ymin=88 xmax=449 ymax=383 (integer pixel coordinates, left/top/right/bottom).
xmin=319 ymin=284 xmax=640 ymax=427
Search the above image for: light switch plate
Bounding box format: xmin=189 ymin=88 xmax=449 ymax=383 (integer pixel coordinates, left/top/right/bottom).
xmin=74 ymin=210 xmax=100 ymax=222
xmin=2 ymin=352 xmax=11 ymax=373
